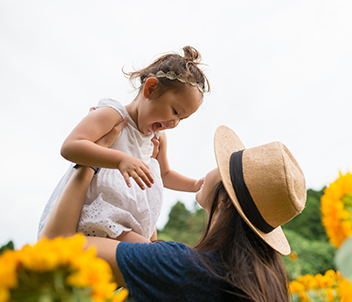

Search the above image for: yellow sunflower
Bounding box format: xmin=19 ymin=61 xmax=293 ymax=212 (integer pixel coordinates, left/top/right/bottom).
xmin=321 ymin=172 xmax=352 ymax=248
xmin=289 ymin=270 xmax=339 ymax=301
xmin=0 ymin=234 xmax=128 ymax=302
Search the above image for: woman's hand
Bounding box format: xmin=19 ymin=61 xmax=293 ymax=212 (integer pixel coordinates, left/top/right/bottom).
xmin=95 ymin=116 xmax=128 ymax=148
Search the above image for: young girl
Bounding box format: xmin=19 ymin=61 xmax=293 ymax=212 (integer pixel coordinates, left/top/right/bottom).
xmin=38 ymin=46 xmax=210 ymax=242
xmin=41 ymin=124 xmax=307 ymax=302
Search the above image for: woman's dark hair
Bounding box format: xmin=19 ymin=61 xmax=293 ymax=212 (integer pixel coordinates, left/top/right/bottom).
xmin=194 ymin=181 xmax=289 ymax=302
xmin=124 ymin=46 xmax=210 ymax=94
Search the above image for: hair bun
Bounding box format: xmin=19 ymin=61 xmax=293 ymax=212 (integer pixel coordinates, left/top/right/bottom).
xmin=125 ymin=45 xmax=210 ymax=93
xmin=182 ymin=46 xmax=201 ymax=64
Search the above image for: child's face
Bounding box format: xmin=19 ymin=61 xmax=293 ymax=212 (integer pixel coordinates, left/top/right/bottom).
xmin=138 ymin=84 xmax=203 ymax=135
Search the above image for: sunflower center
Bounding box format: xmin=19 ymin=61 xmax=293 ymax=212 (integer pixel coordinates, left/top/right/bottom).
xmin=341 ymin=193 xmax=352 ymax=216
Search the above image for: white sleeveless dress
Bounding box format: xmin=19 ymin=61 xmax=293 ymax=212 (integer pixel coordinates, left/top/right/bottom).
xmin=38 ymin=99 xmax=163 ymax=240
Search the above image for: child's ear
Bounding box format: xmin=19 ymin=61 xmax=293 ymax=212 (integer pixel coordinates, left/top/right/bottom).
xmin=143 ymin=77 xmax=159 ymax=98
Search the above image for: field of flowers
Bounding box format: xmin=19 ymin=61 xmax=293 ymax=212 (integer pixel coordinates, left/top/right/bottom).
xmin=289 ymin=172 xmax=352 ymax=302
xmin=1 ymin=173 xmax=352 ymax=302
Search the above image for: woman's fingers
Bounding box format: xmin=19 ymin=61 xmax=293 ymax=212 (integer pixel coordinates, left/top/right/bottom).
xmin=95 ymin=117 xmax=128 ymax=148
xmin=111 ymin=117 xmax=128 ymax=137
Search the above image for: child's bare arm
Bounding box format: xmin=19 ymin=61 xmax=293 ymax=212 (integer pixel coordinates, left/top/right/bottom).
xmin=61 ymin=106 xmax=124 ymax=167
xmin=61 ymin=107 xmax=153 ymax=189
xmin=156 ymin=132 xmax=204 ymax=192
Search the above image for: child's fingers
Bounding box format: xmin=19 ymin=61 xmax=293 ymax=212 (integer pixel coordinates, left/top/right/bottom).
xmin=138 ymin=170 xmax=153 ymax=188
xmin=196 ymin=177 xmax=205 ymax=191
xmin=119 ymin=157 xmax=154 ymax=190
xmin=143 ymin=168 xmax=154 ymax=185
xmin=133 ymin=166 xmax=153 ymax=189
xmin=131 ymin=173 xmax=146 ymax=190
xmin=140 ymin=162 xmax=154 ymax=184
xmin=151 ymin=136 xmax=160 ymax=159
xmin=123 ymin=168 xmax=154 ymax=190
xmin=126 ymin=169 xmax=147 ymax=190
xmin=122 ymin=172 xmax=132 ymax=188
xmin=151 ymin=136 xmax=159 ymax=145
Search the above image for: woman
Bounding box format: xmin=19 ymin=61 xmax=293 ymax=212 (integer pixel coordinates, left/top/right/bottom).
xmin=41 ymin=122 xmax=306 ymax=302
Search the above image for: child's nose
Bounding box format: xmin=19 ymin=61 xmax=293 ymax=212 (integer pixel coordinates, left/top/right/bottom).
xmin=167 ymin=119 xmax=179 ymax=129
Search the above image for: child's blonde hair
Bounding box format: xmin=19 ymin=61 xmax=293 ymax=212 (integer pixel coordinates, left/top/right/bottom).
xmin=125 ymin=46 xmax=210 ymax=94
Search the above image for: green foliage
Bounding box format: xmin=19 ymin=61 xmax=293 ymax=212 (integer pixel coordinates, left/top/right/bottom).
xmin=281 ymin=188 xmax=336 ymax=279
xmin=0 ymin=240 xmax=14 ymax=255
xmin=158 ymin=201 xmax=207 ymax=246
xmin=334 ymin=236 xmax=352 ymax=280
xmin=283 ymin=188 xmax=328 ymax=242
xmin=162 ymin=201 xmax=192 ymax=232
xmin=283 ymin=229 xmax=335 ymax=280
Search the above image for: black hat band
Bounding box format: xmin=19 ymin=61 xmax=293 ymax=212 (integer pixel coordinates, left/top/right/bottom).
xmin=229 ymin=150 xmax=274 ymax=234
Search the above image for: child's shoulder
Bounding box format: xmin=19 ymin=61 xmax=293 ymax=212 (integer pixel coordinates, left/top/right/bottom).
xmin=95 ymin=98 xmax=127 ymax=117
xmin=96 ymin=98 xmax=123 ymax=109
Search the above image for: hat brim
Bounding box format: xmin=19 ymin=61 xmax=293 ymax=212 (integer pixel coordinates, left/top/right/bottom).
xmin=214 ymin=125 xmax=291 ymax=256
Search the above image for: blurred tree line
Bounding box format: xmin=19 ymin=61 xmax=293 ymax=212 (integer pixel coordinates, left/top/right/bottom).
xmin=158 ymin=188 xmax=335 ymax=280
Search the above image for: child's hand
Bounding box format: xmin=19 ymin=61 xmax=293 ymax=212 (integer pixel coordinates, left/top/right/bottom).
xmin=118 ymin=155 xmax=154 ymax=190
xmin=151 ymin=135 xmax=160 ymax=159
xmin=91 ymin=110 xmax=152 ymax=190
xmin=195 ymin=177 xmax=204 ymax=192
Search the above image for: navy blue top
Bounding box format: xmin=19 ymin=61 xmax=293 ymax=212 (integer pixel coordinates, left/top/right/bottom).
xmin=115 ymin=241 xmax=235 ymax=302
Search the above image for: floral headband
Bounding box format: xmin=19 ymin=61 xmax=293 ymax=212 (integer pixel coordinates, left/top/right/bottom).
xmin=146 ymin=70 xmax=206 ymax=94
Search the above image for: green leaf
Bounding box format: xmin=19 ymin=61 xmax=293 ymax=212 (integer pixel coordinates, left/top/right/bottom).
xmin=38 ymin=293 xmax=54 ymax=302
xmin=334 ymin=235 xmax=352 ymax=280
xmin=0 ymin=240 xmax=14 ymax=254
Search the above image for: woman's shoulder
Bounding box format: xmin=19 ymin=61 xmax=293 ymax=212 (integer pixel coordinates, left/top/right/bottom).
xmin=117 ymin=241 xmax=197 ymax=267
xmin=116 ymin=241 xmax=217 ymax=275
xmin=117 ymin=241 xmax=193 ymax=257
xmin=116 ymin=241 xmax=227 ymax=301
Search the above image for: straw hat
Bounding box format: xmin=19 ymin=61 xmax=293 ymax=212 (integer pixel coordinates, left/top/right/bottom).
xmin=214 ymin=125 xmax=306 ymax=255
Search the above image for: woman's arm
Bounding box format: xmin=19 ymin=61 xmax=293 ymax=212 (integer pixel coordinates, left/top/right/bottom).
xmin=157 ymin=132 xmax=204 ymax=192
xmin=150 ymin=228 xmax=157 ymax=242
xmin=40 ymin=164 xmax=130 ymax=287
xmin=85 ymin=236 xmax=126 ymax=287
xmin=40 ymin=166 xmax=95 ymax=239
xmin=40 ymin=119 xmax=141 ymax=286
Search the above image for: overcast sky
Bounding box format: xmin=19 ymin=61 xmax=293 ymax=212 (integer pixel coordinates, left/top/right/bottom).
xmin=1 ymin=0 xmax=352 ymax=248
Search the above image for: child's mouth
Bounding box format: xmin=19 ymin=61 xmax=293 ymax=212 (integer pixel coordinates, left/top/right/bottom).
xmin=152 ymin=122 xmax=162 ymax=132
